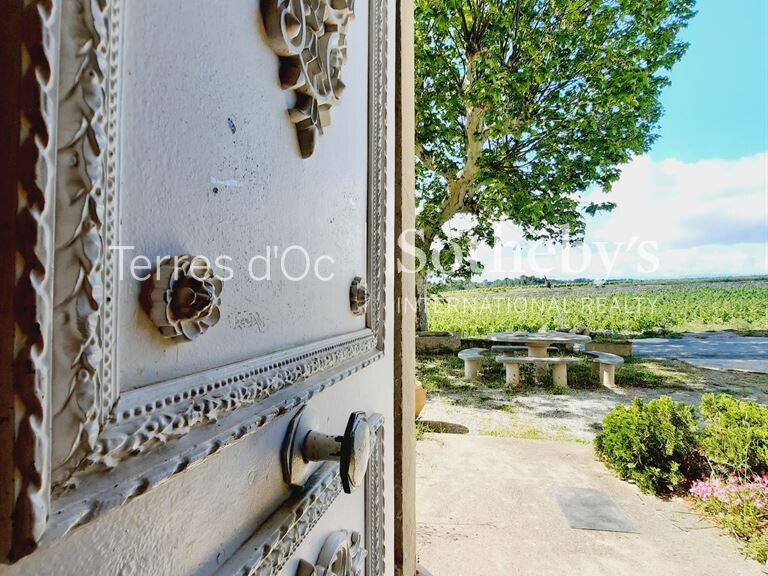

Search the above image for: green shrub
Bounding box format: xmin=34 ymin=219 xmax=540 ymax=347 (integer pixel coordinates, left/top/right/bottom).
xmin=699 ymin=393 xmax=768 ymax=476
xmin=561 ymin=359 xmax=597 ymax=389
xmin=595 ymin=396 xmax=701 ymax=494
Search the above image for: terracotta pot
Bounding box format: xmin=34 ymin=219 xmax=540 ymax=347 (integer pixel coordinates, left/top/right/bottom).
xmin=415 ymin=380 xmax=427 ymax=418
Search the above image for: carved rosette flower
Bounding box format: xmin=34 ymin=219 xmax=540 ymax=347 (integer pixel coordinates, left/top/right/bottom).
xmin=146 ymin=255 xmax=223 ymax=341
xmin=297 ymin=530 xmax=366 ymax=576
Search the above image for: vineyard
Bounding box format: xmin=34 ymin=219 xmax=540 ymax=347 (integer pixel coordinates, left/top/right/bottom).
xmin=427 ymin=281 xmax=768 ymax=337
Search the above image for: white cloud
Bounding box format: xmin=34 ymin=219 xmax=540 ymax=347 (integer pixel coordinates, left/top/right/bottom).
xmin=472 ymin=153 xmax=768 ymax=280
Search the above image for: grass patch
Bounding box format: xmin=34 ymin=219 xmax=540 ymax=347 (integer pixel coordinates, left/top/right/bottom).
xmin=415 ymin=354 xmax=465 ymax=391
xmin=416 ymin=420 xmax=470 ymax=437
xmin=523 ymin=355 xmax=692 ymax=390
xmin=614 ymin=357 xmax=691 ymax=389
xmin=482 ymin=423 xmax=586 ymax=443
xmin=559 ymin=359 xmax=595 ymax=389
xmin=483 ymin=425 xmax=546 ymax=440
xmin=415 ymin=420 xmax=426 ymax=441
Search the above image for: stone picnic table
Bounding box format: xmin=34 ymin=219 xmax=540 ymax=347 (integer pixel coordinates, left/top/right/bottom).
xmin=488 ymin=331 xmax=592 ymax=358
xmin=488 ymin=331 xmax=593 ymax=387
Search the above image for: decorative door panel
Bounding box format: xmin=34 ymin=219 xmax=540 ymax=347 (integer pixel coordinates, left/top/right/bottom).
xmin=117 ymin=0 xmax=372 ymax=390
xmin=6 ymin=0 xmax=389 ymax=570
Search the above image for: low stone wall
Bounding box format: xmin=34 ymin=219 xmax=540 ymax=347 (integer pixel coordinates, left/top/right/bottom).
xmin=416 ymin=331 xmax=462 ymax=353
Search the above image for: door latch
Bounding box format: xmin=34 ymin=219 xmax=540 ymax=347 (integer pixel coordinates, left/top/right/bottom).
xmin=282 ymin=407 xmax=371 ymax=494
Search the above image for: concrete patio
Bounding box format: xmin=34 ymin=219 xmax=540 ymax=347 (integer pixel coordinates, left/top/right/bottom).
xmin=633 ymin=331 xmax=768 ymax=374
xmin=416 ymin=434 xmax=767 ymax=576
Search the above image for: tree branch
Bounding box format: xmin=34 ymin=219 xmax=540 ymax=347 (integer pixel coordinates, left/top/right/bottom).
xmin=415 ymin=143 xmax=453 ymax=181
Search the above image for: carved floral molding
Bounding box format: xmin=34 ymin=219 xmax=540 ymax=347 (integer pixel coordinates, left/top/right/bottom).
xmin=297 ymin=530 xmax=366 ymax=576
xmin=365 ymin=420 xmax=385 ymax=576
xmin=261 ymin=0 xmax=356 ymax=158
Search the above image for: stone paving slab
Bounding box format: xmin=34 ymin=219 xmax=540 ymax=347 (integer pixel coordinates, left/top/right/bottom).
xmin=416 ymin=434 xmax=767 ymax=576
xmin=555 ymin=487 xmax=636 ymax=533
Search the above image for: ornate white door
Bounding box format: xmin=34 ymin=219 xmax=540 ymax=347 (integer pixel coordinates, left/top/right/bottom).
xmin=2 ymin=0 xmax=394 ymax=574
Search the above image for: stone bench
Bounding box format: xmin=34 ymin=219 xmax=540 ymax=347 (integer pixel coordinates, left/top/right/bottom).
xmin=584 ymin=351 xmax=625 ymax=392
xmin=491 ymin=345 xmax=558 ymax=356
xmin=457 ymin=348 xmax=487 ymax=380
xmin=495 ymin=355 xmax=580 ymax=388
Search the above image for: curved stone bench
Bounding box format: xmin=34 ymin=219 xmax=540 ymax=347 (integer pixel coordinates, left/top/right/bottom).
xmin=491 ymin=345 xmax=557 ymax=356
xmin=584 ymin=351 xmax=625 ymax=392
xmin=458 ymin=348 xmax=487 ymax=380
xmin=495 ymin=355 xmax=579 ymax=388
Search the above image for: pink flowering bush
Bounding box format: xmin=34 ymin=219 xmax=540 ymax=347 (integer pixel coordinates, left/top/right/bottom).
xmin=689 ymin=473 xmax=768 ymax=562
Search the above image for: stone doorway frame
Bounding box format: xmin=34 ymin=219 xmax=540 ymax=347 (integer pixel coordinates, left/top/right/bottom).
xmin=394 ymin=1 xmax=417 ymax=575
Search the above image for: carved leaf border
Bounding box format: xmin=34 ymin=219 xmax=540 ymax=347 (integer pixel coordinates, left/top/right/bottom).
xmin=365 ymin=421 xmax=386 ymax=576
xmin=215 ymin=415 xmax=385 ymax=576
xmin=51 ymin=0 xmax=121 ymax=489
xmin=44 ymin=346 xmax=382 ymax=544
xmin=9 ymin=0 xmax=388 ymax=559
xmin=367 ymin=0 xmax=387 ymax=354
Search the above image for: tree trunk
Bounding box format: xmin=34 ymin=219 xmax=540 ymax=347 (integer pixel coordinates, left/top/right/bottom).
xmin=415 ymin=267 xmax=428 ymax=332
xmin=412 ymin=61 xmax=484 ymax=335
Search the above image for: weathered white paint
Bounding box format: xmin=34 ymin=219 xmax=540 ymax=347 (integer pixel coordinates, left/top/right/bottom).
xmin=117 ymin=0 xmax=369 ymax=390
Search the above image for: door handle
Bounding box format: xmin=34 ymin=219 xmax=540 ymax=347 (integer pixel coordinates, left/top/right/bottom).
xmin=282 ymin=408 xmax=371 ymax=494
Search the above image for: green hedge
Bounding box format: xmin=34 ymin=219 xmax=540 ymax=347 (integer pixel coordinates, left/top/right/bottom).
xmin=595 ymin=396 xmax=700 ymax=494
xmin=596 ymin=394 xmax=768 ymax=495
xmin=699 ymin=393 xmax=768 ymax=476
xmin=596 ymin=394 xmax=768 ymax=562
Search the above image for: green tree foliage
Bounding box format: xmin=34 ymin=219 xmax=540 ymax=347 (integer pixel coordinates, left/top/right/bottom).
xmin=414 ymin=0 xmax=696 ymax=329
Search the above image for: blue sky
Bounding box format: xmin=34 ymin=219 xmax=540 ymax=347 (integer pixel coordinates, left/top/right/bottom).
xmin=649 ymin=0 xmax=768 ymax=161
xmin=473 ymin=1 xmax=768 ymax=280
